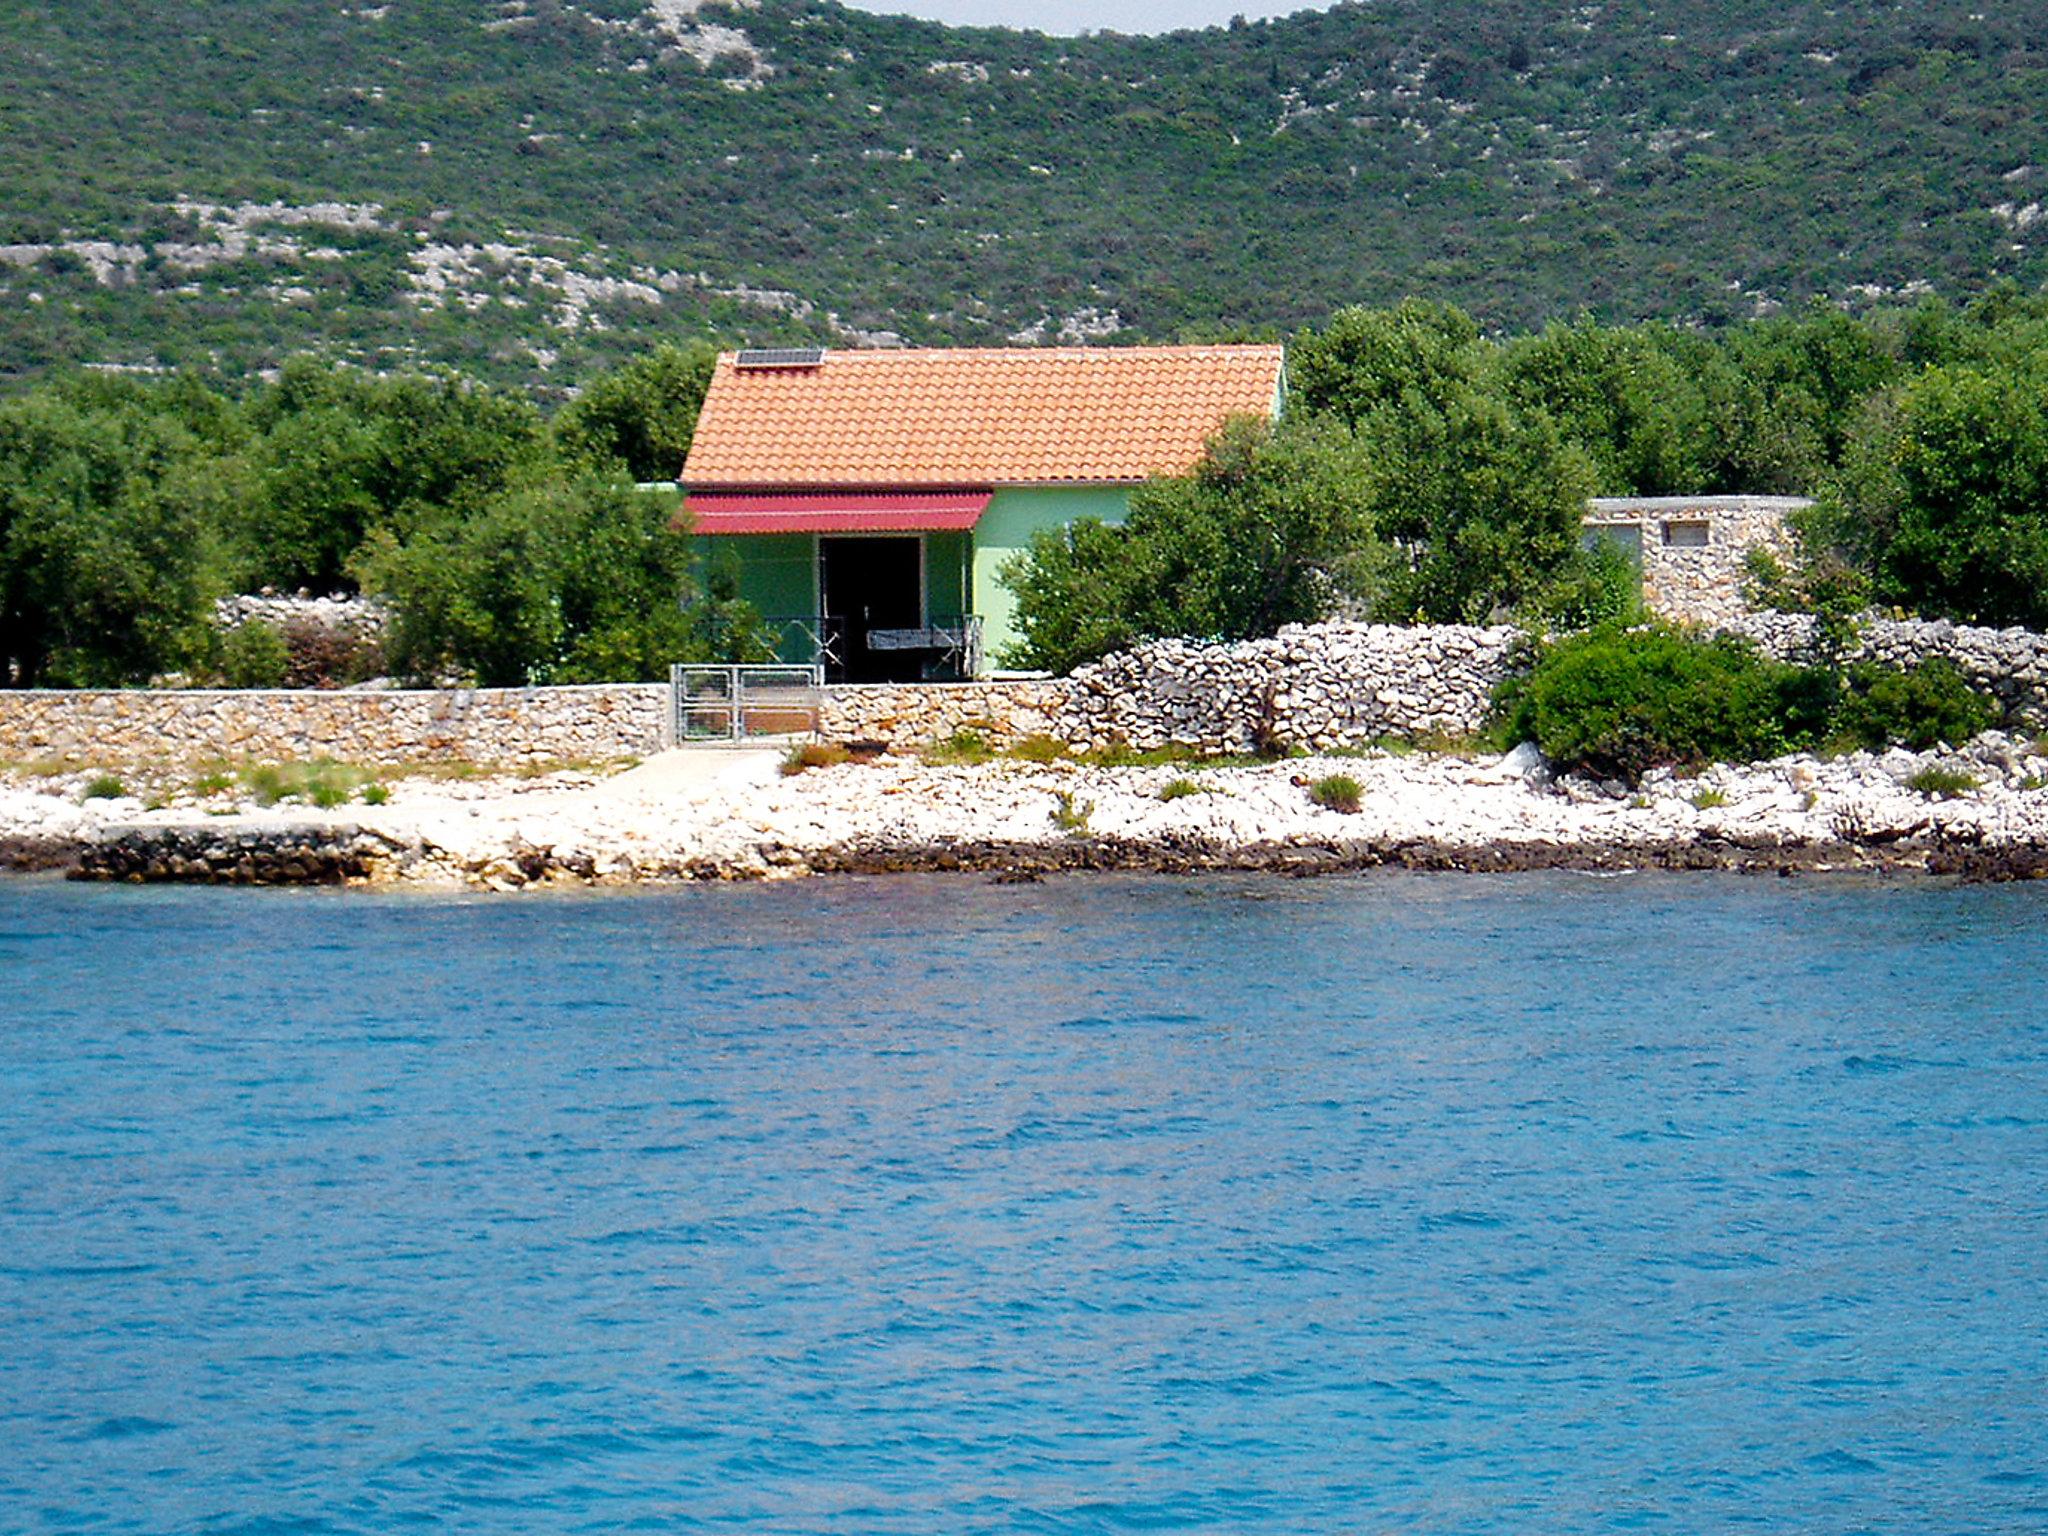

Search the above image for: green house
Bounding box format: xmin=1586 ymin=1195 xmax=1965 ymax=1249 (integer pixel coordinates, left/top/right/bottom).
xmin=679 ymin=344 xmax=1287 ymax=681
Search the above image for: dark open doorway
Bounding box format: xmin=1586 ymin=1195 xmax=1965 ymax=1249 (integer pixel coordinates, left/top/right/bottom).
xmin=819 ymin=536 xmax=923 ymax=683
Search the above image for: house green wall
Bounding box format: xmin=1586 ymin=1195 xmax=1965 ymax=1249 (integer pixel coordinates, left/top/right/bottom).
xmin=695 ymin=533 xmax=815 ymax=664
xmin=695 ymin=490 xmax=1132 ymax=673
xmin=970 ymin=484 xmax=1135 ymax=667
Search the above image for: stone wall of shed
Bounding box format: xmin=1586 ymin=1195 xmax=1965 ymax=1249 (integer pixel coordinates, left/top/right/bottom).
xmin=1584 ymin=496 xmax=1805 ymax=626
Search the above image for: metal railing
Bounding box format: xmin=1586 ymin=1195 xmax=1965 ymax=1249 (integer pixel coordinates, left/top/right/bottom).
xmin=744 ymin=614 xmax=985 ymax=681
xmin=671 ymin=663 xmax=824 ymax=743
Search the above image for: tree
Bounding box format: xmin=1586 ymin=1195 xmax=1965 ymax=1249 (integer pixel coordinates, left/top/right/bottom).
xmin=1287 ymin=300 xmax=1486 ymax=426
xmin=554 ymin=341 xmax=720 ymax=482
xmin=1361 ymin=390 xmax=1599 ymax=623
xmin=1001 ymin=414 xmax=1381 ymax=673
xmin=357 ymin=474 xmax=712 ymax=685
xmin=232 ymin=360 xmax=549 ymax=591
xmin=1811 ymin=361 xmax=2048 ymax=627
xmin=0 ymin=390 xmax=225 ymax=686
xmin=1496 ymin=320 xmax=1714 ymax=495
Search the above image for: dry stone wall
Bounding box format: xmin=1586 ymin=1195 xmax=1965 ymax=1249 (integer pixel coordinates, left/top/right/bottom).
xmin=214 ymin=593 xmax=390 ymax=644
xmin=1056 ymin=624 xmax=1525 ymax=754
xmin=818 ymin=681 xmax=1065 ymax=747
xmin=12 ymin=615 xmax=2048 ymax=772
xmin=1729 ymin=613 xmax=2048 ymax=725
xmin=0 ymin=685 xmax=671 ymax=767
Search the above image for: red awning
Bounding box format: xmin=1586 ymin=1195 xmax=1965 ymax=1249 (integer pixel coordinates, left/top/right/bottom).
xmin=684 ymin=490 xmax=991 ymax=535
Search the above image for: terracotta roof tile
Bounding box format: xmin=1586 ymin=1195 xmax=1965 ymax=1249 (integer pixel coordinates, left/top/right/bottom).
xmin=681 ymin=344 xmax=1286 ymax=487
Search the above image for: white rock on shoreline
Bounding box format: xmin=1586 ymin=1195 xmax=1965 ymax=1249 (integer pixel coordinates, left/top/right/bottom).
xmin=8 ymin=734 xmax=2048 ymax=887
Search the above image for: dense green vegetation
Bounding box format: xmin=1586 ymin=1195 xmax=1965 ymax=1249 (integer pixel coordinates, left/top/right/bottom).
xmin=1 ymin=0 xmax=2044 ymax=390
xmin=3 ymin=292 xmax=2046 ymax=698
xmin=1500 ymin=623 xmax=1999 ymax=781
xmin=0 ymin=356 xmax=733 ymax=687
xmin=1003 ymin=289 xmax=2048 ymax=671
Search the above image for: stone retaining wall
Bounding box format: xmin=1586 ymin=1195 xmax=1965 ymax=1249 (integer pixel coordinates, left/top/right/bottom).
xmin=0 ymin=685 xmax=671 ymax=767
xmin=818 ymin=681 xmax=1066 ymax=747
xmin=10 ymin=614 xmax=2048 ymax=770
xmin=1729 ymin=613 xmax=2048 ymax=725
xmin=1056 ymin=624 xmax=1524 ymax=753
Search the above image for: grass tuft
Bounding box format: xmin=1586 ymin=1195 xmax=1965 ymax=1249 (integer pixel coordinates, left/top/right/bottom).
xmin=1906 ymin=765 xmax=1979 ymax=800
xmin=1309 ymin=773 xmax=1363 ymax=814
xmin=1006 ymin=733 xmax=1068 ymax=763
xmin=81 ymin=773 xmax=126 ymax=801
xmin=922 ymin=729 xmax=993 ymax=766
xmin=1159 ymin=777 xmax=1204 ymax=802
xmin=781 ymin=741 xmax=850 ymax=776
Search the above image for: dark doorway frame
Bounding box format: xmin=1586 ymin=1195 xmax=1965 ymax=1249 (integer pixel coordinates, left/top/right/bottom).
xmin=818 ymin=535 xmax=926 ymax=683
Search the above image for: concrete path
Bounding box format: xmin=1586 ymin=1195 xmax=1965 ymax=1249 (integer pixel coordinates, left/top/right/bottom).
xmin=576 ymin=746 xmax=785 ymax=810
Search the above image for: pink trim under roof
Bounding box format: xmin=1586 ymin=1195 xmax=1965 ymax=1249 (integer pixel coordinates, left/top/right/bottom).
xmin=684 ymin=489 xmax=992 ymax=535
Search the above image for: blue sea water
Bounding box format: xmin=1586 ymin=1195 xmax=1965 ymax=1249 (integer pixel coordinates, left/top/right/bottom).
xmin=1 ymin=872 xmax=2045 ymax=1534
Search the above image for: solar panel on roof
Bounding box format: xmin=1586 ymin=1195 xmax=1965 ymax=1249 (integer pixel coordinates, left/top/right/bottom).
xmin=734 ymin=347 xmax=825 ymax=369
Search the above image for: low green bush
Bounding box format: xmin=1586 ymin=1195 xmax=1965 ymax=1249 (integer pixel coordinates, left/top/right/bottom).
xmin=240 ymin=759 xmax=374 ymax=807
xmin=81 ymin=773 xmax=125 ymax=800
xmin=219 ymin=621 xmax=293 ymax=689
xmin=360 ymin=783 xmax=391 ymax=806
xmin=1830 ymin=659 xmax=1996 ymax=752
xmin=1498 ymin=621 xmax=1828 ymax=782
xmin=1158 ymin=777 xmax=1204 ymax=801
xmin=1309 ymin=773 xmax=1363 ymax=813
xmin=1051 ymin=790 xmax=1093 ymax=831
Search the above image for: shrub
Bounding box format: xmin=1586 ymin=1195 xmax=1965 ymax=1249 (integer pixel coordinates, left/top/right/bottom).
xmin=1159 ymin=777 xmax=1204 ymax=801
xmin=360 ymin=783 xmax=391 ymax=806
xmin=81 ymin=773 xmax=125 ymax=800
xmin=1690 ymin=786 xmax=1729 ymax=809
xmin=1051 ymin=790 xmax=1093 ymax=832
xmin=1906 ymin=765 xmax=1979 ymax=799
xmin=219 ymin=621 xmax=292 ymax=688
xmin=1309 ymin=773 xmax=1363 ymax=813
xmin=1830 ymin=659 xmax=1996 ymax=752
xmin=1499 ymin=621 xmax=1826 ymax=782
xmin=999 ymin=415 xmax=1381 ymax=672
xmin=780 ymin=741 xmax=849 ymax=776
xmin=279 ymin=617 xmax=385 ymax=688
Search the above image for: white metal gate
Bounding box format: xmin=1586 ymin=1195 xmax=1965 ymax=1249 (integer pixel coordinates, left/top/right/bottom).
xmin=670 ymin=663 xmax=824 ymax=743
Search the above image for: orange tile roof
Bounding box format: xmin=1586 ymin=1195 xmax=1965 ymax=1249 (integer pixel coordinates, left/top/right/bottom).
xmin=681 ymin=344 xmax=1287 ymax=487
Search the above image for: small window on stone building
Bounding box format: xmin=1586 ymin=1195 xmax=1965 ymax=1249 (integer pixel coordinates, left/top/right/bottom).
xmin=1662 ymin=519 xmax=1711 ymax=547
xmin=1582 ymin=524 xmax=1643 ymax=564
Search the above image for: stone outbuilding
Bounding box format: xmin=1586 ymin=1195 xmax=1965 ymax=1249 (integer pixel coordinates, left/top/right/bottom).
xmin=1582 ymin=495 xmax=1808 ymax=625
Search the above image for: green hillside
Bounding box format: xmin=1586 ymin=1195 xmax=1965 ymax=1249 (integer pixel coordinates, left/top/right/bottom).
xmin=2 ymin=0 xmax=2043 ymax=389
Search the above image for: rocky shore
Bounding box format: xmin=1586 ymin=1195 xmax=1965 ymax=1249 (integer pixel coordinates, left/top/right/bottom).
xmin=9 ymin=732 xmax=2048 ymax=887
